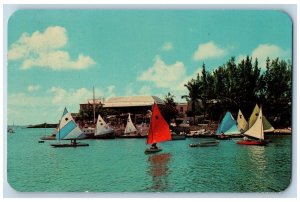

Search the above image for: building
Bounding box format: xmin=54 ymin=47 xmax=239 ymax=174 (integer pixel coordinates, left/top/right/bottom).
xmin=79 ymin=99 xmax=103 ymax=111
xmin=103 ymin=95 xmax=164 ymax=114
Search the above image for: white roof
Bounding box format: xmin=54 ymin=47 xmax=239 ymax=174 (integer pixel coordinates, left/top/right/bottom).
xmin=103 ymin=96 xmax=164 ymax=108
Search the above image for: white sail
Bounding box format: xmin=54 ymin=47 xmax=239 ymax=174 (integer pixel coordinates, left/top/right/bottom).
xmin=244 ymin=107 xmax=264 ymax=140
xmin=237 ymin=109 xmax=249 ymax=132
xmin=124 ymin=113 xmax=137 ymax=134
xmin=95 ymin=114 xmax=114 ymax=136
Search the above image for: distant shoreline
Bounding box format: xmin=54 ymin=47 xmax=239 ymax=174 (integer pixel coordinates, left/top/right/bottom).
xmin=27 ymin=123 xmax=57 ymax=128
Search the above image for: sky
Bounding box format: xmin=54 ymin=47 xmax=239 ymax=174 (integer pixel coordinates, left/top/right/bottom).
xmin=6 ymin=9 xmax=292 ymax=125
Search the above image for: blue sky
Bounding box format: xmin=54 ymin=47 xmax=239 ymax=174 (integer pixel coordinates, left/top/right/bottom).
xmin=7 ymin=10 xmax=292 ymax=125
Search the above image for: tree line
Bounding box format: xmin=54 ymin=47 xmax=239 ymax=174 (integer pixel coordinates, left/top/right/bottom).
xmin=180 ymin=56 xmax=292 ymax=128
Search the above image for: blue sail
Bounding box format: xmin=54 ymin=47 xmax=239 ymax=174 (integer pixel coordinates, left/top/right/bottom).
xmin=216 ymin=112 xmax=240 ymax=135
xmin=56 ymin=107 xmax=85 ymax=140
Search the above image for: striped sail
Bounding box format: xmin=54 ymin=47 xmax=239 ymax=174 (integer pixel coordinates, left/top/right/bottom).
xmin=56 ymin=108 xmax=85 ymax=140
xmin=237 ymin=109 xmax=249 ymax=132
xmin=124 ymin=113 xmax=137 ymax=134
xmin=95 ymin=114 xmax=114 ymax=136
xmin=216 ymin=111 xmax=240 ymax=135
xmin=244 ymin=107 xmax=264 ymax=140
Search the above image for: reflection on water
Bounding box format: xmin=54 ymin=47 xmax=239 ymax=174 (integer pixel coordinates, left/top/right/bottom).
xmin=146 ymin=153 xmax=171 ymax=192
xmin=248 ymin=146 xmax=267 ymax=173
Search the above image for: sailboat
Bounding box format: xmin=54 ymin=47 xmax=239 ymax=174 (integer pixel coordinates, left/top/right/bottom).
xmin=40 ymin=123 xmax=58 ymax=140
xmin=124 ymin=113 xmax=138 ymax=136
xmin=248 ymin=104 xmax=274 ymax=133
xmin=94 ymin=114 xmax=115 ymax=139
xmin=7 ymin=122 xmax=15 ymax=133
xmin=51 ymin=107 xmax=89 ymax=147
xmin=236 ymin=107 xmax=267 ymax=146
xmin=215 ymin=111 xmax=240 ymax=140
xmin=144 ymin=103 xmax=172 ymax=154
xmin=237 ymin=109 xmax=249 ymax=133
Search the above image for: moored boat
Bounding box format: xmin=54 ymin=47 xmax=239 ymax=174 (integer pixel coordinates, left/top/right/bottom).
xmin=94 ymin=114 xmax=115 ymax=139
xmin=171 ymin=131 xmax=186 ymax=140
xmin=189 ymin=140 xmax=219 ymax=147
xmin=123 ymin=113 xmax=138 ymax=137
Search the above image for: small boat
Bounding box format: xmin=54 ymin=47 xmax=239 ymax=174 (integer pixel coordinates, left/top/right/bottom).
xmin=215 ymin=111 xmax=240 ymax=140
xmin=51 ymin=141 xmax=89 ymax=148
xmin=40 ymin=134 xmax=56 ymax=140
xmin=248 ymin=104 xmax=275 ymax=133
xmin=236 ymin=106 xmax=268 ymax=146
xmin=82 ymin=127 xmax=95 ymax=139
xmin=144 ymin=148 xmax=162 ymax=154
xmin=51 ymin=107 xmax=89 ymax=148
xmin=145 ymin=103 xmax=172 ymax=154
xmin=171 ymin=131 xmax=186 ymax=140
xmin=123 ymin=113 xmax=138 ymax=137
xmin=8 ymin=122 xmax=15 ymax=133
xmin=189 ymin=140 xmax=219 ymax=147
xmin=94 ymin=114 xmax=115 ymax=139
xmin=7 ymin=128 xmax=15 ymax=133
xmin=38 ymin=140 xmax=45 ymax=143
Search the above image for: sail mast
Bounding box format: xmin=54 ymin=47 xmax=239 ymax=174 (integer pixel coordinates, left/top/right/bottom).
xmin=93 ymin=86 xmax=96 ymax=124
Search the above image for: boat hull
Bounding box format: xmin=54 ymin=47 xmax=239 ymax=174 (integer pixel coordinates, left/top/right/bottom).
xmin=216 ymin=135 xmax=230 ymax=140
xmin=144 ymin=148 xmax=162 ymax=154
xmin=171 ymin=135 xmax=186 ymax=140
xmin=51 ymin=143 xmax=89 ymax=147
xmin=189 ymin=141 xmax=219 ymax=147
xmin=40 ymin=135 xmax=56 ymax=140
xmin=236 ymin=140 xmax=267 ymax=146
xmin=117 ymin=135 xmax=147 ymax=138
xmin=93 ymin=132 xmax=115 ymax=139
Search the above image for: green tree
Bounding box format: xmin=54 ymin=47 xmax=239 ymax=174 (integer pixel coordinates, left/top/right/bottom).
xmin=159 ymin=92 xmax=178 ymax=124
xmin=181 ymin=76 xmax=202 ymax=124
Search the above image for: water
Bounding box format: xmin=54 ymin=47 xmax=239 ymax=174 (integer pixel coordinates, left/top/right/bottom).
xmin=7 ymin=128 xmax=292 ymax=192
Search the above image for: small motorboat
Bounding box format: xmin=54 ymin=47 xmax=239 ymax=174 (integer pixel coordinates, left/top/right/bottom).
xmin=189 ymin=140 xmax=219 ymax=147
xmin=51 ymin=142 xmax=89 ymax=148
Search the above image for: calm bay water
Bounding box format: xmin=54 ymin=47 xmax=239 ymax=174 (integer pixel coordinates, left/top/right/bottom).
xmin=7 ymin=128 xmax=291 ymax=192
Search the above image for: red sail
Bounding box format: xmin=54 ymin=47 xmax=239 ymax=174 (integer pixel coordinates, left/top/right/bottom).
xmin=147 ymin=103 xmax=171 ymax=144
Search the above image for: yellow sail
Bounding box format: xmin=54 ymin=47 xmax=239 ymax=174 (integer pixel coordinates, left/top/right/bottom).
xmin=248 ymin=104 xmax=260 ymax=128
xmin=245 ymin=107 xmax=264 ymax=140
xmin=237 ymin=109 xmax=249 ymax=132
xmin=262 ymin=116 xmax=275 ymax=132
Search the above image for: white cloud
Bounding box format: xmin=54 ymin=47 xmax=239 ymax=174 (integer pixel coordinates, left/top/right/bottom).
xmin=137 ymin=56 xmax=204 ymax=102
xmin=8 ymin=26 xmax=95 ymax=70
xmin=161 ymin=42 xmax=173 ymax=51
xmin=252 ymin=44 xmax=290 ymax=64
xmin=138 ymin=55 xmax=186 ymax=89
xmin=27 ymin=85 xmax=41 ymax=92
xmin=236 ymin=44 xmax=290 ymax=69
xmin=49 ymin=87 xmax=104 ymax=105
xmin=193 ymin=41 xmax=227 ymax=61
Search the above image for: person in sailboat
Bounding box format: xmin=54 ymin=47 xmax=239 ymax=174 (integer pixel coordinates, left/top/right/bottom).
xmin=243 ymin=136 xmax=249 ymax=141
xmin=151 ymin=143 xmax=158 ymax=149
